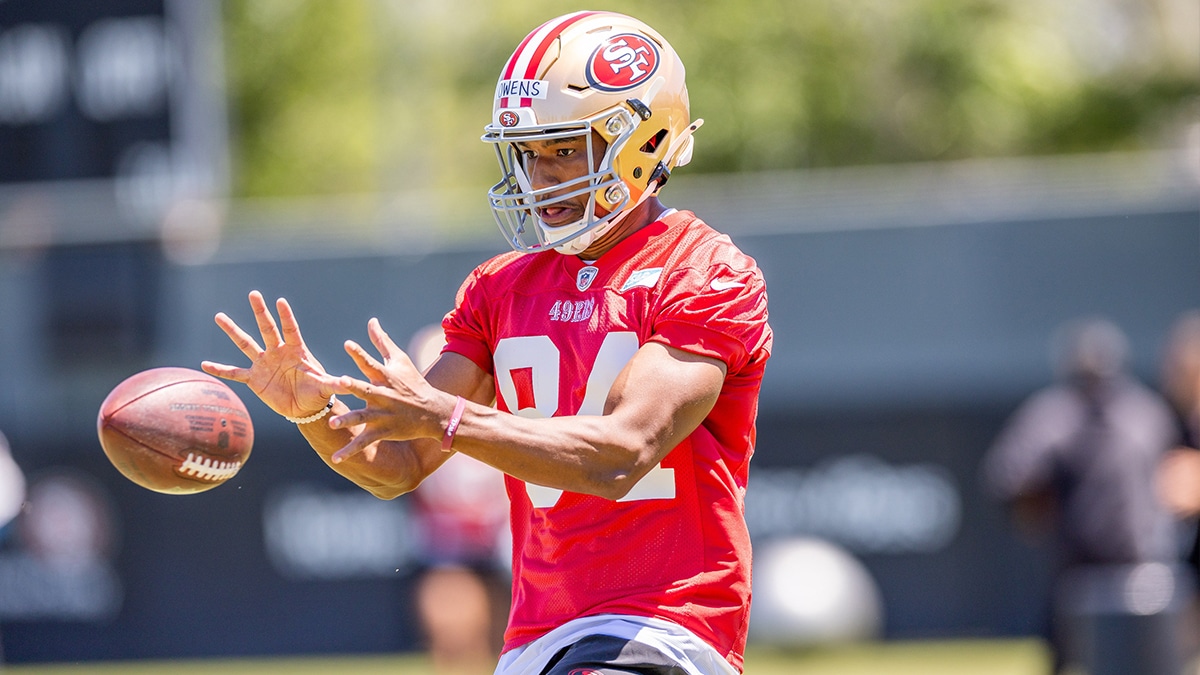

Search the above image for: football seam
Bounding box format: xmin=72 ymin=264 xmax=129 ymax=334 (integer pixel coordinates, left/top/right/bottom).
xmin=100 ymin=423 xmax=240 ymax=483
xmin=100 ymin=423 xmax=183 ymax=463
xmin=102 ymin=376 xmax=225 ymax=418
xmin=178 ymin=452 xmax=243 ymax=482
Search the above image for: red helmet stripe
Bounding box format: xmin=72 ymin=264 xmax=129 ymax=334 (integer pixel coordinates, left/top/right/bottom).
xmin=519 ymin=11 xmax=599 ymax=81
xmin=500 ymin=21 xmax=544 ymax=81
xmin=501 ymin=10 xmax=603 ymax=108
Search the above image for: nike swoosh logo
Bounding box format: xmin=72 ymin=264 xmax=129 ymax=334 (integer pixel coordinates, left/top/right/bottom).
xmin=710 ymin=279 xmax=746 ymax=292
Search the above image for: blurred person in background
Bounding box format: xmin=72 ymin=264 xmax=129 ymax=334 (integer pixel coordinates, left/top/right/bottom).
xmin=407 ymin=324 xmax=510 ymax=675
xmin=203 ymin=10 xmax=772 ymax=675
xmin=1157 ymin=310 xmax=1200 ymax=673
xmin=984 ymin=316 xmax=1186 ymax=675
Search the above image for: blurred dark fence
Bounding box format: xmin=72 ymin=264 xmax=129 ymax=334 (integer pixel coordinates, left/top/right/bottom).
xmin=0 ymin=151 xmax=1197 ymax=662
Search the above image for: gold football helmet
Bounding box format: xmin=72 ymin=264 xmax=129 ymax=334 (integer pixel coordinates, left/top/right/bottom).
xmin=482 ymin=11 xmax=701 ymax=255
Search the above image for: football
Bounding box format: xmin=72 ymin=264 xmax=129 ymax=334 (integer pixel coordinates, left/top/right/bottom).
xmin=97 ymin=367 xmax=254 ymax=495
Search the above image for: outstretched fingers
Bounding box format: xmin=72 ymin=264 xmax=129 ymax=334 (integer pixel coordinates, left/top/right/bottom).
xmin=327 ymin=402 xmax=367 ymax=431
xmin=200 ymin=360 xmax=250 ymax=383
xmin=366 ymin=318 xmax=404 ymax=362
xmin=331 ymin=435 xmax=375 ymax=464
xmin=249 ymin=290 xmax=284 ymax=349
xmin=324 ymin=398 xmax=391 ymax=464
xmin=343 ymin=337 xmax=390 ymax=383
xmin=213 ymin=311 xmax=264 ymax=361
xmin=275 ymin=296 xmax=308 ymax=347
xmin=329 ymin=373 xmax=377 ymax=403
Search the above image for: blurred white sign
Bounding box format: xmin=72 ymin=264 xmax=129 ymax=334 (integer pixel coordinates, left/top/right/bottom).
xmin=262 ymin=484 xmax=417 ymax=580
xmin=745 ymin=454 xmax=961 ymax=554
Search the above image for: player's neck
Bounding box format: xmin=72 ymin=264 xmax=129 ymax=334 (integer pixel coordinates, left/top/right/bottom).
xmin=577 ymin=197 xmax=667 ymax=260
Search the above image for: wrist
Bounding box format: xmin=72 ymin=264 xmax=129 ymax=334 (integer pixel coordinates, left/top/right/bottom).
xmin=284 ymin=395 xmax=336 ymax=424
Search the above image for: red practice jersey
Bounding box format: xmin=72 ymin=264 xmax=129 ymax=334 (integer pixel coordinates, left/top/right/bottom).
xmin=442 ymin=211 xmax=772 ymax=671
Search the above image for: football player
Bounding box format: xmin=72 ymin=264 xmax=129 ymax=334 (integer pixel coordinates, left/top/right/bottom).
xmin=203 ymin=11 xmax=772 ymax=675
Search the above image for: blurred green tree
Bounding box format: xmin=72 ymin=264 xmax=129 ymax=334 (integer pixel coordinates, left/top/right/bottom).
xmin=223 ymin=0 xmax=384 ymax=197
xmin=222 ymin=0 xmax=1199 ymax=199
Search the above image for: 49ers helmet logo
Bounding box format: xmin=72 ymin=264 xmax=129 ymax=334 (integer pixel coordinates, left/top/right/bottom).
xmin=586 ymin=33 xmax=659 ymax=92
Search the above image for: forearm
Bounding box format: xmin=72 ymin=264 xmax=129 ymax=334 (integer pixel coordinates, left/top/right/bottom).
xmin=323 ymin=342 xmax=722 ymax=500
xmin=297 ymin=398 xmax=436 ymax=498
xmin=450 ymin=400 xmax=663 ymax=500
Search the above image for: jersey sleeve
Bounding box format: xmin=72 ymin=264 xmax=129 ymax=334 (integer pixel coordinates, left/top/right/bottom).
xmin=648 ymin=257 xmax=771 ymax=375
xmin=441 ymin=266 xmax=496 ymax=376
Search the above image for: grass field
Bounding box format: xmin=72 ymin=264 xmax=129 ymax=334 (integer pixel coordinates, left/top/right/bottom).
xmin=5 ymin=639 xmax=1051 ymax=674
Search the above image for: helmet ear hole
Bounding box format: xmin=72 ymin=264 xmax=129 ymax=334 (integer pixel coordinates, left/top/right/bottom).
xmin=639 ymin=129 xmax=668 ymax=154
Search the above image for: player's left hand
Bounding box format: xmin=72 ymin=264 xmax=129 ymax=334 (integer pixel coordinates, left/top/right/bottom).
xmin=326 ymin=317 xmax=453 ymax=463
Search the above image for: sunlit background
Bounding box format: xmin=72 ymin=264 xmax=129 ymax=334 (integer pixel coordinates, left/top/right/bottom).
xmin=0 ymin=0 xmax=1197 ymax=672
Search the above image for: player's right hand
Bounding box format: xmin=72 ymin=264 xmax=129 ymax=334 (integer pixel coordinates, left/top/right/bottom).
xmin=201 ymin=290 xmax=338 ymax=420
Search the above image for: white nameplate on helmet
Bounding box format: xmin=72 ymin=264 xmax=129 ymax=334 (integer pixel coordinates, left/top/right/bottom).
xmin=496 ymin=79 xmax=550 ymax=100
